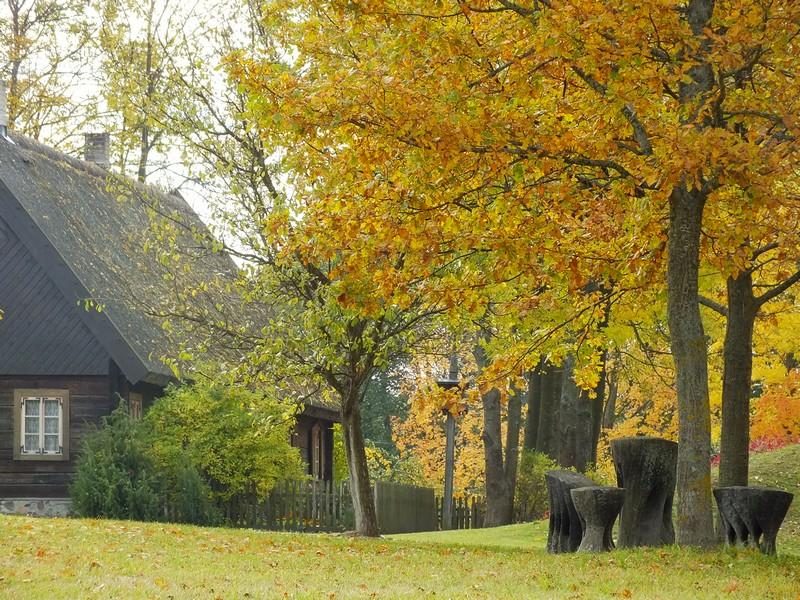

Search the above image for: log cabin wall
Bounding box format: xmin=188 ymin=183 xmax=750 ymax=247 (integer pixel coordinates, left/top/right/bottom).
xmin=0 ymin=374 xmax=113 ymax=499
xmin=0 ymin=216 xmax=118 ymax=503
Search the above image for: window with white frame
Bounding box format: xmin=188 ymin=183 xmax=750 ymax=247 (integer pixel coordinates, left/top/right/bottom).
xmin=13 ymin=389 xmax=70 ymax=461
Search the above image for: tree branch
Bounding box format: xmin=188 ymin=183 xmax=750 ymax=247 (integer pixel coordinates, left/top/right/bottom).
xmin=572 ymin=67 xmax=653 ymax=156
xmin=756 ymin=268 xmax=800 ymax=307
xmin=698 ymin=295 xmax=728 ymax=316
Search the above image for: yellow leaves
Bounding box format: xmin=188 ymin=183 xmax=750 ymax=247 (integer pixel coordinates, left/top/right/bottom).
xmin=392 ymin=365 xmax=486 ymax=493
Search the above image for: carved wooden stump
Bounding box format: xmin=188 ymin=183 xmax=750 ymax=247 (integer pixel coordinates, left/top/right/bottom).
xmin=611 ymin=437 xmax=677 ymax=547
xmin=571 ymin=486 xmax=625 ymax=552
xmin=713 ymin=486 xmax=794 ymax=555
xmin=545 ymin=470 xmax=596 ymax=553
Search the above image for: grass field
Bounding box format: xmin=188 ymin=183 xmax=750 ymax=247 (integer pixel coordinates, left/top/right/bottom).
xmin=0 ymin=445 xmax=797 ymax=599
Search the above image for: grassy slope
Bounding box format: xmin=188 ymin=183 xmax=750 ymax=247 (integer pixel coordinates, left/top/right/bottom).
xmin=744 ymin=443 xmax=800 ymax=552
xmin=0 ymin=445 xmax=797 ymax=599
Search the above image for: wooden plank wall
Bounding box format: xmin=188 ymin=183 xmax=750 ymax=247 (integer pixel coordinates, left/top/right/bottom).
xmin=374 ymin=480 xmax=437 ymax=534
xmin=0 ymin=375 xmax=112 ymax=497
xmin=0 ymin=216 xmax=109 ymax=376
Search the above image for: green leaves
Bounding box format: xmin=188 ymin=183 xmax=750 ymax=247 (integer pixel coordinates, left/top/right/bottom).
xmin=145 ymin=382 xmax=304 ymax=502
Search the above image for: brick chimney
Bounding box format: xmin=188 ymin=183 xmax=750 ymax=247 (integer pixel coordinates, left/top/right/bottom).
xmin=83 ymin=132 xmax=110 ymax=169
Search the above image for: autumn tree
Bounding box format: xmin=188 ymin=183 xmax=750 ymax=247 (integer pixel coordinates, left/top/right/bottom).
xmin=698 ymin=204 xmax=800 ymax=487
xmin=231 ymin=0 xmax=800 ymax=545
xmin=750 ymin=369 xmax=800 ymax=446
xmin=0 ymin=0 xmax=93 ymax=142
xmin=93 ymin=0 xmax=192 ymax=182
xmin=393 ymin=357 xmax=487 ymax=495
xmin=110 ymin=1 xmax=451 ymax=537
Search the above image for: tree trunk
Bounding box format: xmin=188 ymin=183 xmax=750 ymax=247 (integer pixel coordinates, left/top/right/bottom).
xmin=719 ymin=271 xmax=757 ymax=487
xmin=590 ymin=296 xmax=612 ymax=465
xmin=341 ymin=389 xmax=379 ymax=536
xmin=602 ymin=360 xmax=618 ymax=430
xmin=590 ymin=352 xmax=607 ymax=465
xmin=667 ymin=184 xmax=715 ymax=547
xmin=536 ymin=362 xmax=562 ymax=459
xmin=476 ymin=345 xmax=522 ymax=527
xmin=482 ymin=386 xmax=513 ymax=526
xmin=138 ymin=126 xmax=151 ymax=183
xmin=556 ymin=355 xmax=600 ymax=472
xmin=504 ymin=384 xmax=523 ymax=510
xmin=523 ymin=367 xmax=542 ymax=451
xmin=558 ymin=356 xmax=579 ymax=469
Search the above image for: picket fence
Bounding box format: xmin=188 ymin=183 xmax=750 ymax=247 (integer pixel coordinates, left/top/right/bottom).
xmin=435 ymin=495 xmax=486 ymax=530
xmin=224 ymin=479 xmax=354 ymax=532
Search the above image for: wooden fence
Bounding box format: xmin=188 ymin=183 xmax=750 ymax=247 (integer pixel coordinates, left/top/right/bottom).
xmin=223 ymin=479 xmax=354 ymax=532
xmin=222 ymin=480 xmax=487 ymax=534
xmin=436 ymin=495 xmax=486 ymax=530
xmin=374 ymin=481 xmax=437 ymax=534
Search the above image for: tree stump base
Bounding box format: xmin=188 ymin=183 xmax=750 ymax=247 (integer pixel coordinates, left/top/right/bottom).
xmin=571 ymin=486 xmax=625 ymax=552
xmin=611 ymin=437 xmax=677 ymax=547
xmin=713 ymin=486 xmax=794 ymax=555
xmin=545 ymin=470 xmax=597 ymax=553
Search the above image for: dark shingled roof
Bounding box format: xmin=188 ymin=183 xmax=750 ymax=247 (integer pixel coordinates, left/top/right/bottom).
xmin=0 ymin=134 xmax=237 ymax=385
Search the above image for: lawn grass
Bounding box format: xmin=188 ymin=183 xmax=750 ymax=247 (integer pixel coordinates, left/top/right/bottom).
xmin=389 ymin=520 xmax=548 ymax=550
xmin=1 ymin=445 xmax=798 ymax=599
xmin=1 ymin=514 xmax=798 ymax=599
xmin=393 ymin=444 xmax=800 ymax=556
xmin=744 ymin=443 xmax=800 ymax=555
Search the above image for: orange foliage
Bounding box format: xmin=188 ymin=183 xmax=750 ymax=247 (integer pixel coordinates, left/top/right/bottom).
xmin=392 ymin=379 xmax=486 ymax=495
xmin=751 ymin=371 xmax=800 ymax=444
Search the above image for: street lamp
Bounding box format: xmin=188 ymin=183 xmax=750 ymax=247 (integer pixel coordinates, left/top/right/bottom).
xmin=436 ymin=354 xmax=460 ymax=530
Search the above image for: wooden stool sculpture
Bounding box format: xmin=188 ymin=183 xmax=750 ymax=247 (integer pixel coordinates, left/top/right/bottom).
xmin=545 ymin=470 xmax=596 ymax=553
xmin=570 ymin=486 xmax=625 ymax=552
xmin=611 ymin=437 xmax=677 ymax=547
xmin=714 ymin=486 xmax=794 ymax=555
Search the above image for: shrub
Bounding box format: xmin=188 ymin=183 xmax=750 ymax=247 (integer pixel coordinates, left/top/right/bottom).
xmin=145 ymin=382 xmax=305 ymax=503
xmin=72 ymin=383 xmax=305 ymax=524
xmin=332 ymin=424 xmax=349 ymax=484
xmin=514 ymin=450 xmax=559 ymax=521
xmin=70 ymin=403 xmax=163 ymax=521
xmin=164 ymin=456 xmax=219 ymax=525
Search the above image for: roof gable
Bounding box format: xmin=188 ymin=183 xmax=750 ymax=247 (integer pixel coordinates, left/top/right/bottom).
xmin=0 ymin=135 xmax=235 ymax=384
xmin=0 ymin=214 xmax=109 ymax=375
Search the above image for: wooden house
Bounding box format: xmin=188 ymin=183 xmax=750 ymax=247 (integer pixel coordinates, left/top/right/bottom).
xmin=0 ymin=134 xmax=336 ymax=516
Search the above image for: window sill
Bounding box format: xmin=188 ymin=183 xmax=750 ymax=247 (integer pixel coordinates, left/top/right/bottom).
xmin=13 ymin=453 xmax=69 ymax=462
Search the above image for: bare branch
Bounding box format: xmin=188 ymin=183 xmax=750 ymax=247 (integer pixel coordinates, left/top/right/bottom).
xmin=698 ymin=295 xmax=728 ymax=316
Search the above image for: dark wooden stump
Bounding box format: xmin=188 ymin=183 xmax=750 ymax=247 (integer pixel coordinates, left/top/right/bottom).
xmin=545 ymin=470 xmax=596 ymax=553
xmin=571 ymin=486 xmax=625 ymax=552
xmin=713 ymin=486 xmax=794 ymax=555
xmin=611 ymin=437 xmax=677 ymax=547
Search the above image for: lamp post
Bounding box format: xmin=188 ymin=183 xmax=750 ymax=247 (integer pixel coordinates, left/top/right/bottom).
xmin=436 ymin=354 xmax=459 ymax=530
